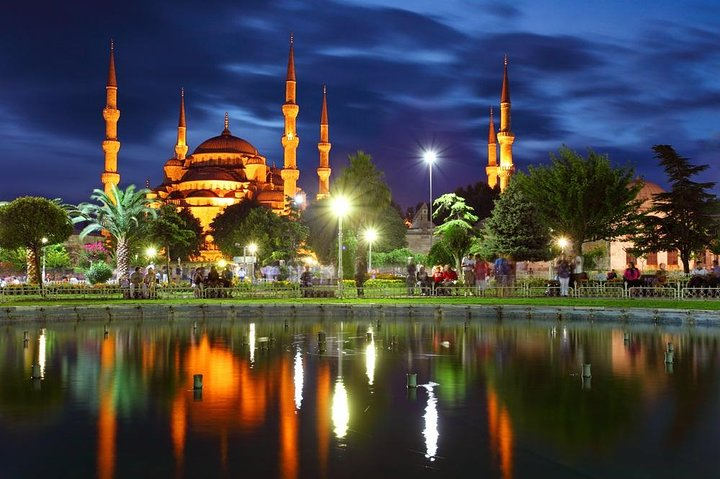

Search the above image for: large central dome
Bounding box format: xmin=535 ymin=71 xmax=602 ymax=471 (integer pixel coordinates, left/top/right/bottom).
xmin=193 ymin=129 xmax=258 ymax=156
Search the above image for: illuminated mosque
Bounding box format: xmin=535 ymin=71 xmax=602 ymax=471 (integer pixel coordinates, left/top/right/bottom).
xmin=99 ymin=37 xmax=332 ymax=235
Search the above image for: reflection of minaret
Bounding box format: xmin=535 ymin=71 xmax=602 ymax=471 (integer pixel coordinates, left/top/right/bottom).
xmin=101 ymin=41 xmax=121 ymax=198
xmin=487 ymin=386 xmax=514 ymax=479
xmin=497 ymin=55 xmax=515 ymax=192
xmin=316 ymin=85 xmax=332 ymax=200
xmin=279 ymin=356 xmax=299 ymax=479
xmin=175 ymin=88 xmax=188 ymax=160
xmin=98 ymin=336 xmax=116 ymax=479
xmin=281 ymin=34 xmax=300 ymax=208
xmin=486 ymin=107 xmax=498 ymax=189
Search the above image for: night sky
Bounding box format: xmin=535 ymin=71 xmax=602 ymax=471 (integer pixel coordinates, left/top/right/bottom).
xmin=1 ymin=0 xmax=718 ymax=208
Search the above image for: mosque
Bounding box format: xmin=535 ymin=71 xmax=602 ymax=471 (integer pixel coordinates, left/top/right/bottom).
xmin=99 ymin=38 xmax=332 ymax=240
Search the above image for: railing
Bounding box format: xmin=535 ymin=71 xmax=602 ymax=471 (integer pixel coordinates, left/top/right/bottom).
xmin=1 ymin=281 xmax=719 ymax=302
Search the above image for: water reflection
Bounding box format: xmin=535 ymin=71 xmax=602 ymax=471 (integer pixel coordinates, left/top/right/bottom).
xmin=1 ymin=319 xmax=719 ymax=478
xmin=422 ymin=383 xmax=439 ymax=461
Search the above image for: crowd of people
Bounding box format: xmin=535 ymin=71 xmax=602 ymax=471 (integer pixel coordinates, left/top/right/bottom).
xmin=406 ymin=254 xmax=499 ymax=296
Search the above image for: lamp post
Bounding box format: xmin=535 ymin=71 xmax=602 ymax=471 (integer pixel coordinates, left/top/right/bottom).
xmin=247 ymin=243 xmax=258 ymax=282
xmin=41 ymin=237 xmax=48 ymax=284
xmin=423 ymin=150 xmax=437 ymax=248
xmin=333 ymin=196 xmax=350 ymax=290
xmin=364 ymin=228 xmax=378 ymax=272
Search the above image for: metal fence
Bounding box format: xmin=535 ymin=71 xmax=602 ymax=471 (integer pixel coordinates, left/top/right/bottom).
xmin=1 ymin=280 xmax=719 ymax=302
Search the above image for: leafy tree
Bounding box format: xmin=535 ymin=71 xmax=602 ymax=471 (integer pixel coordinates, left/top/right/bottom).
xmin=432 ymin=193 xmax=479 ymax=274
xmin=632 ymin=145 xmax=719 ymax=273
xmin=210 ymin=199 xmax=261 ymax=252
xmin=371 ymin=248 xmax=427 ymax=268
xmin=73 ymin=184 xmax=157 ymax=280
xmin=302 ymin=198 xmax=336 ymax=264
xmin=0 ymin=247 xmax=27 ymax=271
xmin=213 ymin=205 xmax=307 ymax=265
xmin=480 ymin=181 xmax=552 ymax=261
xmin=85 ymin=262 xmax=113 ymax=285
xmin=0 ymin=197 xmax=73 ymax=285
xmin=45 ymin=244 xmax=71 ymax=270
xmin=514 ymin=146 xmax=642 ymax=255
xmin=147 ymin=205 xmax=202 ymax=275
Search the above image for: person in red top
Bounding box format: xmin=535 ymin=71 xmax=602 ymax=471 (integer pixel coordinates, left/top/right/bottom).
xmin=431 ymin=265 xmax=444 ymax=295
xmin=623 ymin=261 xmax=642 ymax=288
xmin=474 ymin=254 xmax=490 ymax=294
xmin=439 ymin=264 xmax=458 ymax=295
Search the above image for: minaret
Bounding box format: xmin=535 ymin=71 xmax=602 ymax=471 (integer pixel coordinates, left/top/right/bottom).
xmin=281 ymin=34 xmax=300 ymax=207
xmin=174 ymin=88 xmax=188 ymax=160
xmin=316 ymin=85 xmax=332 ymax=200
xmin=496 ymin=55 xmax=515 ymax=192
xmin=485 ymin=107 xmax=498 ymax=189
xmin=101 ymin=40 xmax=121 ymax=198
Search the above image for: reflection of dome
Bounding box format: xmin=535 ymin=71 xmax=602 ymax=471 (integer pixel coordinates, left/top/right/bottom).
xmin=181 ymin=167 xmax=242 ymax=183
xmin=193 ymin=130 xmax=258 ymax=156
xmin=631 ymin=179 xmax=665 ymax=210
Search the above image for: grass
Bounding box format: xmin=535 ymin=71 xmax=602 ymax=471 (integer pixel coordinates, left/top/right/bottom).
xmin=2 ymin=296 xmax=719 ymax=310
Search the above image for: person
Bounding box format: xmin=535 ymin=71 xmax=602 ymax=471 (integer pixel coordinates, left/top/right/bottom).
xmin=129 ymin=267 xmax=143 ymax=299
xmin=406 ymin=257 xmax=417 ymax=296
xmin=623 ymin=262 xmax=642 ymax=289
xmin=238 ymin=267 xmax=246 ymax=283
xmin=119 ymin=273 xmax=130 ymax=299
xmin=710 ymin=260 xmax=720 ymax=287
xmin=193 ymin=267 xmax=205 ymax=298
xmin=691 ymin=261 xmax=708 ymax=276
xmin=474 ymin=254 xmax=490 ymax=295
xmin=354 ymin=256 xmax=367 ymax=297
xmin=300 ymin=266 xmax=313 ymax=297
xmin=416 ymin=265 xmax=430 ymax=295
xmin=143 ymin=267 xmax=156 ymax=299
xmin=462 ymin=254 xmax=475 ymax=293
xmin=556 ymin=256 xmax=572 ymax=297
xmin=654 ymin=263 xmax=668 ymax=286
xmin=222 ymin=265 xmax=234 ymax=288
xmin=606 ymin=269 xmax=618 ymax=281
xmin=493 ymin=256 xmax=510 ymax=296
xmin=440 ymin=264 xmax=458 ymax=295
xmin=206 ymin=266 xmax=221 ymax=297
xmin=432 ymin=265 xmax=444 ymax=295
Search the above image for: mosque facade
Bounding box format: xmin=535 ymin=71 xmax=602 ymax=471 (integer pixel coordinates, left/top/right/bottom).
xmin=99 ymin=38 xmax=332 ymax=234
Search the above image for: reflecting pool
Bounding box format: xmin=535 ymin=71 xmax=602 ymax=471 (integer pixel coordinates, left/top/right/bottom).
xmin=1 ymin=317 xmax=719 ymax=478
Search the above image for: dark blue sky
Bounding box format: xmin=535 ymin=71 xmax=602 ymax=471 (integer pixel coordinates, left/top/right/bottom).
xmin=1 ymin=0 xmax=718 ymax=207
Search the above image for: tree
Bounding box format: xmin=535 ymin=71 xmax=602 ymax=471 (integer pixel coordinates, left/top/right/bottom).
xmin=73 ymin=184 xmax=157 ymax=280
xmin=212 ymin=204 xmax=307 ymax=265
xmin=432 ymin=193 xmax=479 ymax=274
xmin=514 ymin=146 xmax=642 ymax=255
xmin=147 ymin=205 xmax=202 ymax=275
xmin=480 ymin=181 xmax=552 ymax=261
xmin=632 ymin=145 xmax=719 ymax=273
xmin=0 ymin=197 xmax=73 ymax=285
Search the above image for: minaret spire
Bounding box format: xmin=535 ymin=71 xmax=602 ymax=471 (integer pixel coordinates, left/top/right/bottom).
xmin=281 ymin=33 xmax=300 ymax=210
xmin=486 ymin=107 xmax=498 ymax=190
xmin=101 ymin=40 xmax=121 ymax=198
xmin=317 ymin=84 xmax=332 ymax=200
xmin=497 ymin=55 xmax=515 ymax=192
xmin=174 ymin=88 xmax=188 ymax=160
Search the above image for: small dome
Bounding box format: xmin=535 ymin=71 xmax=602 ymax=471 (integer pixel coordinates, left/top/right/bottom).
xmin=164 ymin=158 xmax=183 ymax=167
xmin=257 ymin=189 xmax=285 ymax=202
xmin=631 ymin=179 xmax=665 ymax=210
xmin=193 ymin=130 xmax=258 ymax=156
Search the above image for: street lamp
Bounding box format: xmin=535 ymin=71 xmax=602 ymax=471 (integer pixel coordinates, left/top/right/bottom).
xmin=423 ymin=150 xmax=437 ymax=248
xmin=41 ymin=237 xmax=48 ymax=283
xmin=364 ymin=228 xmax=378 ymax=272
xmin=558 ymin=237 xmax=568 ymax=255
xmin=332 ymin=196 xmax=351 ymax=289
xmin=145 ymin=246 xmax=157 ymax=263
xmin=246 ymin=243 xmax=258 ymax=282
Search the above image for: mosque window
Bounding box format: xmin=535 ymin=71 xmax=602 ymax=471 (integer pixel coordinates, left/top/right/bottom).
xmin=667 ymin=250 xmax=678 ymax=266
xmin=646 ymin=252 xmax=658 ymax=266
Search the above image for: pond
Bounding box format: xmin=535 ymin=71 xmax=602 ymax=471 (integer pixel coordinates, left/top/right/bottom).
xmin=1 ymin=316 xmax=718 ymax=478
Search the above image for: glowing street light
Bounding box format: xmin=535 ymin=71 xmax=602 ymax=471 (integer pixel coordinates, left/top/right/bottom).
xmin=41 ymin=237 xmax=48 ymax=283
xmin=364 ymin=228 xmax=378 ymax=272
xmin=332 ymin=196 xmax=351 ymax=289
xmin=245 ymin=243 xmax=258 ymax=282
xmin=145 ymin=246 xmax=157 ymax=262
xmin=423 ymin=149 xmax=437 ymax=247
xmin=558 ymin=237 xmax=568 ymax=254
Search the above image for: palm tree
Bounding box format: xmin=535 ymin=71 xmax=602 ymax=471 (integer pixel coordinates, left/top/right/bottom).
xmin=73 ymin=184 xmax=157 ymax=280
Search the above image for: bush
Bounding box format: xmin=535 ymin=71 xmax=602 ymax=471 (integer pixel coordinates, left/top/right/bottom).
xmin=85 ymin=262 xmax=113 ymax=285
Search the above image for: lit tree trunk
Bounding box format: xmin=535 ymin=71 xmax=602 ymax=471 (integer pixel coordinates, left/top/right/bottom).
xmin=116 ymin=237 xmax=129 ymax=280
xmin=26 ymin=247 xmax=41 ymax=285
xmin=165 ymin=244 xmax=171 ymax=284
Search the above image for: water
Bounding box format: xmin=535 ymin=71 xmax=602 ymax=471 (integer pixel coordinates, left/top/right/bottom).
xmin=1 ymin=317 xmax=719 ymax=479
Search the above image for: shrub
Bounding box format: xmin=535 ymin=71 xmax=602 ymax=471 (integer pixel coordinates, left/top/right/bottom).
xmin=85 ymin=262 xmax=113 ymax=285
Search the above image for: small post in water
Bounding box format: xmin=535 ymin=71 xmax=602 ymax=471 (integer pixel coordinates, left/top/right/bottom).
xmin=193 ymin=374 xmax=203 ymax=390
xmin=407 ymin=372 xmax=417 ymax=388
xmin=582 ymin=363 xmax=592 ymax=378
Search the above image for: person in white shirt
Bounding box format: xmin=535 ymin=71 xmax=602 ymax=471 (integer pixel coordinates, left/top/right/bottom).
xmin=691 ymin=261 xmax=708 ymax=276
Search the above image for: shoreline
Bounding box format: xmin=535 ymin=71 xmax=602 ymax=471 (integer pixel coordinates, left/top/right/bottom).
xmin=2 ymin=301 xmax=719 ymax=325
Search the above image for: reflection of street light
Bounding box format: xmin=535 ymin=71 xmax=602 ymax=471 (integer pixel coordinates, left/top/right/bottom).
xmin=423 ymin=150 xmax=437 ymax=248
xmin=364 ymin=228 xmax=378 ymax=272
xmin=41 ymin=237 xmax=48 ymax=283
xmin=332 ymin=196 xmax=351 ymax=289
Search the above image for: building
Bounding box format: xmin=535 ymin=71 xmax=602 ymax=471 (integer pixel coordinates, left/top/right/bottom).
xmin=485 ymin=56 xmax=515 ymax=192
xmin=99 ymin=38 xmax=332 ymax=253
